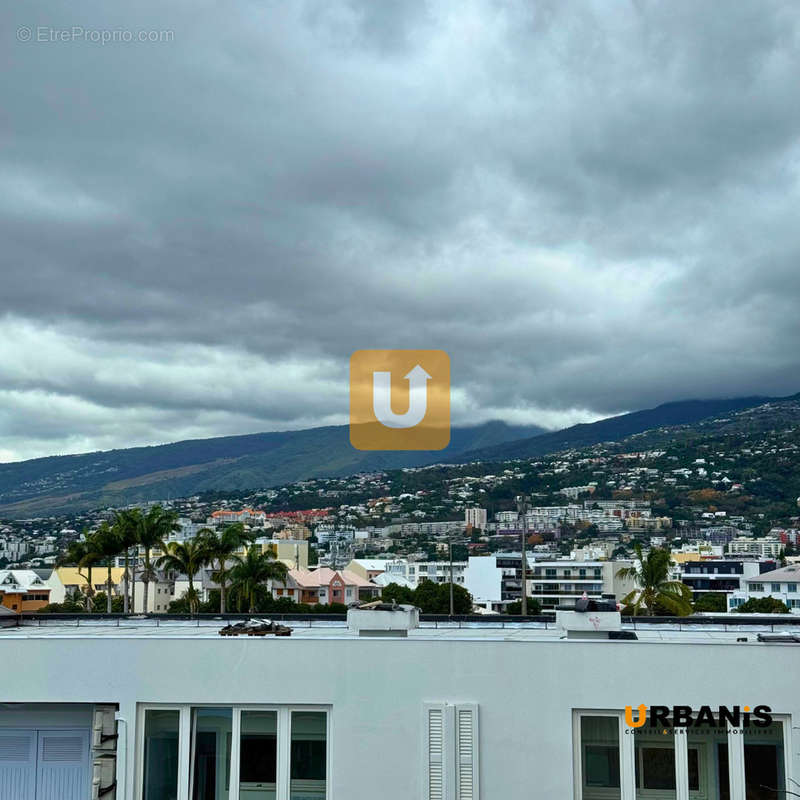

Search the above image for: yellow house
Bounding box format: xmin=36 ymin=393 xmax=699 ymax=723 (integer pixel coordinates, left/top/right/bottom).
xmin=247 ymin=539 xmax=309 ymax=570
xmin=55 ymin=567 xmax=126 ymax=600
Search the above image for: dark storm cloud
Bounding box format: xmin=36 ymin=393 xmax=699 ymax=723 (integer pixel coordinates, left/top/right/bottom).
xmin=2 ymin=0 xmax=800 ymax=460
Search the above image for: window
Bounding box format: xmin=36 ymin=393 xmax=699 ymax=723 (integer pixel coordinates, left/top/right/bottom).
xmin=143 ymin=709 xmax=180 ymax=800
xmin=751 ymin=583 xmax=764 ymax=592
xmin=578 ymin=715 xmax=620 ymax=799
xmin=140 ymin=706 xmax=328 ymax=800
xmin=191 ymin=707 xmax=232 ymax=800
xmin=744 ymin=720 xmax=785 ymax=800
xmin=545 ymin=569 xmax=556 ymax=577
xmin=574 ymin=710 xmax=788 ymax=800
xmin=788 ymin=583 xmax=797 ymax=593
xmin=290 ymin=712 xmax=327 ymax=799
xmin=771 ymin=583 xmax=781 ymax=593
xmin=239 ymin=711 xmax=277 ymax=795
xmin=635 ymin=739 xmax=676 ymax=796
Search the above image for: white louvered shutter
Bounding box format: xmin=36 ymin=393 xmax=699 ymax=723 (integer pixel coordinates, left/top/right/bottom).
xmin=36 ymin=729 xmax=90 ymax=800
xmin=424 ymin=704 xmax=448 ymax=800
xmin=0 ymin=730 xmax=36 ymax=800
xmin=455 ymin=705 xmax=479 ymax=800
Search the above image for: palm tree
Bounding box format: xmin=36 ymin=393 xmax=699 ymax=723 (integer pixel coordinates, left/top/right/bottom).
xmin=138 ymin=506 xmax=180 ymax=614
xmin=112 ymin=509 xmax=142 ymax=614
xmin=616 ymin=544 xmax=693 ymax=616
xmin=229 ymin=546 xmax=289 ymax=613
xmin=198 ymin=523 xmax=253 ymax=614
xmin=156 ymin=539 xmax=210 ymax=614
xmin=61 ymin=534 xmax=102 ymax=612
xmin=92 ymin=523 xmax=123 ymax=614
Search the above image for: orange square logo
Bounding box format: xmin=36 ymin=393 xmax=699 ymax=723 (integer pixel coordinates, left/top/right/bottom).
xmin=350 ymin=350 xmax=450 ymax=451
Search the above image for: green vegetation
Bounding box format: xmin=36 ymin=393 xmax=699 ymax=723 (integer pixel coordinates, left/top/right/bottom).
xmin=156 ymin=539 xmax=211 ymax=614
xmin=505 ymin=597 xmax=543 ymax=615
xmin=692 ymin=593 xmax=728 ymax=613
xmin=197 ymin=523 xmax=253 ymax=614
xmin=381 ymin=580 xmax=473 ymax=614
xmin=617 ymin=545 xmax=693 ymax=616
xmin=228 ymin=546 xmax=289 ymax=613
xmin=734 ymin=597 xmax=790 ymax=613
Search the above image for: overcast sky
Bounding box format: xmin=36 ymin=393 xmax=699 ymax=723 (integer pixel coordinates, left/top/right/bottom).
xmin=2 ymin=0 xmax=800 ymax=462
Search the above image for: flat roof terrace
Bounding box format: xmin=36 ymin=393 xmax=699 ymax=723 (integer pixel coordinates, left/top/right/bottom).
xmin=2 ymin=613 xmax=800 ymax=645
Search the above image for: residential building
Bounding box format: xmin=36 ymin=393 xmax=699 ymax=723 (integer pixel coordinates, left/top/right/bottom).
xmin=559 ymin=485 xmax=595 ymax=499
xmin=208 ymin=508 xmax=267 ymax=525
xmin=274 ymin=568 xmax=379 ymax=606
xmin=53 ymin=566 xmax=126 ymax=602
xmin=728 ymin=564 xmax=800 ymax=613
xmin=679 ymin=557 xmax=777 ymax=601
xmin=251 ymin=538 xmax=309 ymax=570
xmin=464 ymin=555 xmax=636 ymax=612
xmin=0 ymin=570 xmax=51 ymax=612
xmin=728 ymin=537 xmax=784 ymax=558
xmin=383 ymin=559 xmax=467 ymax=588
xmin=465 ymin=507 xmax=488 ymax=528
xmin=527 ymin=560 xmax=636 ymax=610
xmin=345 ymin=558 xmax=393 ymax=581
xmin=132 ymin=573 xmax=175 ymax=613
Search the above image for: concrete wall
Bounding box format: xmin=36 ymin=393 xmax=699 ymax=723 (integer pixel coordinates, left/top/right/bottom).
xmin=0 ymin=635 xmax=796 ymax=799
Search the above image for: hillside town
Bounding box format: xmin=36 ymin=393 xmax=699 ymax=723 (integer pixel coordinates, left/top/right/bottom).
xmin=3 ymin=402 xmax=799 ymax=618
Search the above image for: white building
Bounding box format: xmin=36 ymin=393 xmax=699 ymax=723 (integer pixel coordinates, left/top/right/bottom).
xmin=462 ymin=555 xmax=635 ymax=611
xmin=0 ymin=614 xmax=798 ymax=799
xmin=728 ymin=537 xmax=783 ymax=558
xmin=383 ymin=559 xmax=467 ymax=588
xmin=465 ymin=507 xmax=488 ymax=528
xmin=728 ymin=564 xmax=800 ymax=613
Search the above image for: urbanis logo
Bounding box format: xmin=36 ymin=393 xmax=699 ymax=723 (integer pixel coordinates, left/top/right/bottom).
xmin=624 ymin=705 xmax=773 ymax=729
xmin=350 ymin=350 xmax=450 ymax=451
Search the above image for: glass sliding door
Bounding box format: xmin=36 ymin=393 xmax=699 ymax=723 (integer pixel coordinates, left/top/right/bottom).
xmin=686 ymin=720 xmax=730 ymax=799
xmin=744 ymin=721 xmax=785 ymax=800
xmin=579 ymin=715 xmax=621 ymax=800
xmin=143 ymin=709 xmax=180 ymax=800
xmin=239 ymin=711 xmax=278 ymax=800
xmin=191 ymin=707 xmax=233 ymax=800
xmin=289 ymin=712 xmax=327 ymax=800
xmin=140 ymin=706 xmax=329 ymax=800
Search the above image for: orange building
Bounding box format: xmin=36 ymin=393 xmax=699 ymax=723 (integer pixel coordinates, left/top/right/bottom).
xmin=0 ymin=570 xmax=51 ymax=612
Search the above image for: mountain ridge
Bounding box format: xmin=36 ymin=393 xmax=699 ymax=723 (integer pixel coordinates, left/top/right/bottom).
xmin=454 ymin=395 xmax=790 ymax=463
xmin=2 ymin=392 xmax=798 ymax=517
xmin=0 ymin=420 xmax=543 ymax=516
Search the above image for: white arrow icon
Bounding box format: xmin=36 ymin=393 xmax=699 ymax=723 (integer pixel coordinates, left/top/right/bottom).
xmin=372 ymin=365 xmax=432 ymax=429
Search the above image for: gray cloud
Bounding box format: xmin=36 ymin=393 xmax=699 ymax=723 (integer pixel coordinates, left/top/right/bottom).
xmin=1 ymin=0 xmax=800 ymax=461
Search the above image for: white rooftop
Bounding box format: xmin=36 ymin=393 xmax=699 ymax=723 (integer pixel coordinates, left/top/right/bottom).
xmin=2 ymin=618 xmax=799 ymax=645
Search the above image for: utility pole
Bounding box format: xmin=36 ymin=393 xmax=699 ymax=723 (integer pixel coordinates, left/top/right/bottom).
xmin=449 ymin=535 xmax=454 ymax=616
xmin=517 ymin=494 xmax=529 ymax=616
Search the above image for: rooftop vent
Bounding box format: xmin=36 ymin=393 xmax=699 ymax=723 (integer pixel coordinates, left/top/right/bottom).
xmin=347 ymin=601 xmax=419 ymax=637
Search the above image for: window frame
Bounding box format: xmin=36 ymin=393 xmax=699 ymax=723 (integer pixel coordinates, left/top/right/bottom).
xmin=573 ymin=710 xmax=793 ymax=800
xmin=136 ymin=703 xmax=331 ymax=800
